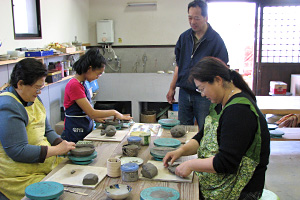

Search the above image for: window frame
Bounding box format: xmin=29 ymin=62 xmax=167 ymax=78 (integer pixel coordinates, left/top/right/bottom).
xmin=11 ymin=0 xmax=42 ymax=40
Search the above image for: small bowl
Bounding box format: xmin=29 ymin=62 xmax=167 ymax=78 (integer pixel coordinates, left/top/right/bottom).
xmin=105 ymin=184 xmax=132 ymax=199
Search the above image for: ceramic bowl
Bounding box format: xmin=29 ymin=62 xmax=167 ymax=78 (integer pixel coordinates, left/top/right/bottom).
xmin=105 ymin=184 xmax=132 ymax=199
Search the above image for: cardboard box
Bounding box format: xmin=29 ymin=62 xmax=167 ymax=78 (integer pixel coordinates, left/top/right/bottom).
xmin=270 ymin=81 xmax=287 ymax=95
xmin=58 ymin=47 xmax=76 ymax=53
xmin=168 ymin=111 xmax=178 ymax=120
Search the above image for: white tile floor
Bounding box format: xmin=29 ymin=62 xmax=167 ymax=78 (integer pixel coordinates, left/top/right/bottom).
xmin=264 ymin=141 xmax=300 ymax=200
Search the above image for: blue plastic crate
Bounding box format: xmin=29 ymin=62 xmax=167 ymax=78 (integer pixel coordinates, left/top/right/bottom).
xmin=25 ymin=50 xmax=53 ymax=57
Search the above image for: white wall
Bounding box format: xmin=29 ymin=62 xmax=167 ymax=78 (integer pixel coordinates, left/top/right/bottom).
xmin=0 ymin=0 xmax=89 ymax=54
xmin=0 ymin=0 xmax=192 ymax=54
xmin=88 ymin=0 xmax=191 ymax=46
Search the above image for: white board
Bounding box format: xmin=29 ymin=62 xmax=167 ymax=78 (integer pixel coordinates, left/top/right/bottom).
xmin=45 ymin=164 xmax=107 ymax=189
xmin=139 ymin=160 xmax=193 ymax=183
xmin=84 ymin=129 xmax=128 ymax=142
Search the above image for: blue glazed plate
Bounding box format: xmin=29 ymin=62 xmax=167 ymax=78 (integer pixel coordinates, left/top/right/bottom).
xmin=25 ymin=181 xmax=64 ymax=200
xmin=158 ymin=119 xmax=180 ymax=127
xmin=71 ymin=159 xmax=94 ymax=165
xmin=68 ymin=151 xmax=97 ymax=162
xmin=154 ymin=138 xmax=181 ymax=148
xmin=140 ymin=187 xmax=180 ymax=200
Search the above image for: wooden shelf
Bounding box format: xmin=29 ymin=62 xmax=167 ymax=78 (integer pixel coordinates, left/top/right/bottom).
xmin=45 ymin=75 xmax=74 ymax=87
xmin=0 ymin=51 xmax=85 ymax=66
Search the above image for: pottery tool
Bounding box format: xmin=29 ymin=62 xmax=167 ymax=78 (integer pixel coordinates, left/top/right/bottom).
xmin=64 ymin=189 xmax=88 ymax=196
xmin=25 ymin=181 xmax=64 ymax=200
xmin=140 ymin=186 xmax=180 ymax=200
xmin=153 ymin=138 xmax=181 ymax=148
xmin=160 ymin=130 xmax=197 ymax=144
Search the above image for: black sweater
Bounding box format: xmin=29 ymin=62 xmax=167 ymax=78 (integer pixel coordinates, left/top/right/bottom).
xmin=193 ymin=92 xmax=270 ymax=192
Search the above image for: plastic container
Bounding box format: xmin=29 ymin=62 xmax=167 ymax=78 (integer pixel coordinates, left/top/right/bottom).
xmin=121 ymin=163 xmax=139 ymax=182
xmin=139 ymin=132 xmax=151 ymax=146
xmin=127 ymin=136 xmax=141 ymax=149
xmin=55 ymin=61 xmax=64 ymax=78
xmin=172 ymin=103 xmax=179 ymax=111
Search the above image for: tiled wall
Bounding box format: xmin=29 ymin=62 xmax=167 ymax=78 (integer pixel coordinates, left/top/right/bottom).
xmin=100 ymin=46 xmax=176 ymax=73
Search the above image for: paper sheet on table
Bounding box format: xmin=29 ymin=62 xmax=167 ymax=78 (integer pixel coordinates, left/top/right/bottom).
xmin=129 ymin=123 xmax=162 ymax=136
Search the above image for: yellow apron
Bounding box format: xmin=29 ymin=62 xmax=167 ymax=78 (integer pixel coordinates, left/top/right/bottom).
xmin=0 ymin=92 xmax=62 ymax=200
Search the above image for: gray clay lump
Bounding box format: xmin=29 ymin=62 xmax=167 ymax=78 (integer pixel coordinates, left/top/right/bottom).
xmin=82 ymin=173 xmax=99 ymax=185
xmin=101 ymin=125 xmax=116 ymax=137
xmin=168 ymin=163 xmax=180 ymax=174
xmin=141 ymin=163 xmax=158 ymax=179
xmin=170 ymin=125 xmax=186 ymax=138
xmin=70 ymin=142 xmax=95 ymax=157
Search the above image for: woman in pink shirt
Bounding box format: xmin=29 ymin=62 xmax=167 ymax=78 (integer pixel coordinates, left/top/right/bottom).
xmin=61 ymin=48 xmax=132 ymax=142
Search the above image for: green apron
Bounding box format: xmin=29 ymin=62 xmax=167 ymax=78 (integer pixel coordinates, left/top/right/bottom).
xmin=0 ymin=92 xmax=62 ymax=200
xmin=196 ymin=97 xmax=262 ymax=200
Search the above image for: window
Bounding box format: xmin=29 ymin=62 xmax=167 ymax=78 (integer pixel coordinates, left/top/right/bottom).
xmin=261 ymin=6 xmax=300 ymax=63
xmin=11 ymin=0 xmax=42 ymax=39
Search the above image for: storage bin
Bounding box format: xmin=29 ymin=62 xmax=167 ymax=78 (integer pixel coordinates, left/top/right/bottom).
xmin=25 ymin=50 xmax=53 ymax=57
xmin=46 ymin=70 xmax=62 ymax=83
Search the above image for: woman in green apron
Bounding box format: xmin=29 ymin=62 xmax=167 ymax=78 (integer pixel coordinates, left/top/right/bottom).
xmin=163 ymin=57 xmax=270 ymax=200
xmin=0 ymin=58 xmax=76 ymax=200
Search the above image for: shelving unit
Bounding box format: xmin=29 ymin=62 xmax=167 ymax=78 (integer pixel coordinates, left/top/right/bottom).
xmin=0 ymin=51 xmax=84 ymax=128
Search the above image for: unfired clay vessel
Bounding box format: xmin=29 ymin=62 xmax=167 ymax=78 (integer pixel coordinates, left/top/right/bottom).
xmin=170 ymin=125 xmax=186 ymax=138
xmin=141 ymin=163 xmax=158 ymax=179
xmin=122 ymin=144 xmax=139 ymax=157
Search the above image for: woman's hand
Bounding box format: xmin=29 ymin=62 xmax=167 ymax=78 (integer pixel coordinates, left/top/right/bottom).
xmin=47 ymin=140 xmax=76 ymax=158
xmin=114 ymin=112 xmax=133 ymax=121
xmin=163 ymin=148 xmax=184 ymax=167
xmin=94 ymin=118 xmax=106 ymax=123
xmin=56 ymin=140 xmax=76 ymax=155
xmin=175 ymin=160 xmax=193 ymax=178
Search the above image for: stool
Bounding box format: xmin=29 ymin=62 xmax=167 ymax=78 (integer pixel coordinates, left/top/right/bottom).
xmin=259 ymin=189 xmax=280 ymax=200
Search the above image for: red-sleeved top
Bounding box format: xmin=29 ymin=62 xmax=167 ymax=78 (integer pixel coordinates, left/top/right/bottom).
xmin=64 ymin=78 xmax=86 ymax=109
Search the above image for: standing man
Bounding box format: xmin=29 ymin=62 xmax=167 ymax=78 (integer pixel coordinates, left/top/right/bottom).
xmin=166 ymin=0 xmax=229 ymax=129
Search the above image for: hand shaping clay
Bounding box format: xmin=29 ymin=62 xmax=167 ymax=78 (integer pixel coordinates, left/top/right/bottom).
xmin=141 ymin=163 xmax=158 ymax=178
xmin=70 ymin=143 xmax=95 ymax=157
xmin=170 ymin=125 xmax=186 ymax=138
xmin=82 ymin=173 xmax=99 ymax=185
xmin=167 ymin=163 xmax=180 ymax=174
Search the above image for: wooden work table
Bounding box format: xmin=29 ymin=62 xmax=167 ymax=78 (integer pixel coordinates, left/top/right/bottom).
xmin=256 ymin=96 xmax=300 ymax=115
xmin=22 ymin=125 xmax=199 ymax=200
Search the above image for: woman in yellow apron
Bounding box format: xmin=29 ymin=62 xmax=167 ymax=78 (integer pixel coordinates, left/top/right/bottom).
xmin=163 ymin=57 xmax=270 ymax=200
xmin=0 ymin=58 xmax=76 ymax=200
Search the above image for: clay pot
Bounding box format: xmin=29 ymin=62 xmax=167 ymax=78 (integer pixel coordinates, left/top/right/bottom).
xmin=107 ymin=157 xmax=121 ymax=178
xmin=122 ymin=144 xmax=139 ymax=157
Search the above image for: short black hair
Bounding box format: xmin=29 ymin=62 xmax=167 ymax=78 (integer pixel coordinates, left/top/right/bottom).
xmin=73 ymin=48 xmax=106 ymax=75
xmin=10 ymin=58 xmax=47 ymax=88
xmin=188 ymin=0 xmax=208 ymax=17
